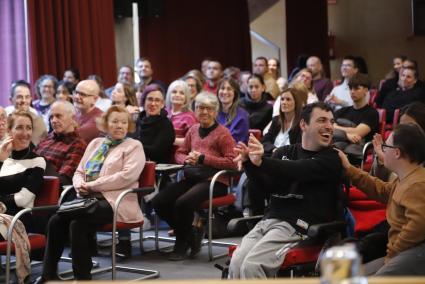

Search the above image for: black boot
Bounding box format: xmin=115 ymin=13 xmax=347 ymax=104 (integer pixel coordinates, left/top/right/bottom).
xmin=168 ymin=238 xmax=189 ymax=261
xmin=116 ymin=239 xmax=132 ymax=259
xmin=189 ymin=225 xmax=205 ymax=258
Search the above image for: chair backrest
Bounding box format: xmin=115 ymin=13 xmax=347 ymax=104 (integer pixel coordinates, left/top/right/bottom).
xmin=139 ymin=161 xmax=156 ymax=188
xmin=392 ymin=108 xmax=400 ymax=129
xmin=369 ymin=89 xmax=378 ymax=105
xmin=376 ymin=108 xmax=387 ymax=137
xmin=34 ymin=176 xmax=60 ymax=207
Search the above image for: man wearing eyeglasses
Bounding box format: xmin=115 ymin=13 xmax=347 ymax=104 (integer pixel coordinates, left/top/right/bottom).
xmin=73 ymin=80 xmax=103 ymax=143
xmin=337 ymin=123 xmax=425 ymax=276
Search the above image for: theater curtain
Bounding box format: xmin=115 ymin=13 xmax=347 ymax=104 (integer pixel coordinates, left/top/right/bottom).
xmin=286 ymin=0 xmax=330 ymax=76
xmin=27 ymin=0 xmax=117 ymax=88
xmin=0 ymin=0 xmax=27 ymax=106
xmin=139 ymin=0 xmax=252 ymax=84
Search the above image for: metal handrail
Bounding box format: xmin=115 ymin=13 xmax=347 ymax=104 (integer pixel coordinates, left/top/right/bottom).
xmin=250 ymin=30 xmax=282 ymax=67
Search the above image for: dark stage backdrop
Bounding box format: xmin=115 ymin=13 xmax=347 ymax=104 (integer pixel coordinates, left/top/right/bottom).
xmin=286 ymin=0 xmax=330 ymax=77
xmin=27 ymin=0 xmax=117 ymax=89
xmin=138 ymin=0 xmax=252 ymax=84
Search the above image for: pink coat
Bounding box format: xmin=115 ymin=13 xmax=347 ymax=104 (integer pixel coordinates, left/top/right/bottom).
xmin=73 ymin=137 xmax=145 ymax=223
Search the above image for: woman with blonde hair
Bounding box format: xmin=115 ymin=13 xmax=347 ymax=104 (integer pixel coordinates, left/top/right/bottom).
xmin=165 ymin=80 xmax=197 ymax=146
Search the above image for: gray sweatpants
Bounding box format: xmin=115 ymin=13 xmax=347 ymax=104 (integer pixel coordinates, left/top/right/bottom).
xmin=365 ymin=241 xmax=425 ymax=276
xmin=228 ymin=219 xmax=302 ymax=279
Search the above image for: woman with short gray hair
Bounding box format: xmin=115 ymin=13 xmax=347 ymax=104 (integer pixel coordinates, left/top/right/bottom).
xmin=152 ymin=91 xmax=237 ymax=260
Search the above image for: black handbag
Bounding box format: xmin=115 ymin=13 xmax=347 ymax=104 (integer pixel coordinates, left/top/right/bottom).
xmin=57 ymin=197 xmax=98 ymax=217
xmin=183 ymin=165 xmax=218 ymax=182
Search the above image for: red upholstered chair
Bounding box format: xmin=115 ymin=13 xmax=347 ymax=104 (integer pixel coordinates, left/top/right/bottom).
xmin=347 ymin=187 xmax=386 ymax=235
xmin=89 ymin=161 xmax=159 ymax=280
xmin=368 ymin=89 xmax=378 ymax=106
xmin=376 ymin=108 xmax=387 ymax=137
xmin=2 ymin=176 xmax=60 ymax=283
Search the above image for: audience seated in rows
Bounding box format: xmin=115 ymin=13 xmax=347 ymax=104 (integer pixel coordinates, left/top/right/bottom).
xmin=217 ymin=77 xmax=249 ymax=143
xmin=38 ymin=106 xmax=145 ymax=282
xmin=337 ymin=123 xmax=425 ymax=276
xmin=229 ymin=102 xmax=343 ymax=278
xmin=333 ymin=73 xmax=379 ymax=162
xmin=165 ymin=80 xmax=197 ymax=146
xmin=152 ymin=92 xmax=237 ymax=261
xmin=253 ymin=56 xmax=280 ymax=99
xmin=239 ymin=74 xmax=273 ymax=131
xmin=307 ymin=56 xmax=333 ymax=101
xmin=0 ymin=111 xmax=46 ymax=228
xmin=325 ymin=55 xmax=359 ymax=110
xmin=35 ymin=101 xmax=86 ymax=186
xmin=6 ymin=80 xmax=47 ymax=145
xmin=133 ymin=84 xmax=175 ymax=163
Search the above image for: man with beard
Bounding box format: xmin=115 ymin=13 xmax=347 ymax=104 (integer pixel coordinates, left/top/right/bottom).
xmin=229 ymin=102 xmax=343 ymax=278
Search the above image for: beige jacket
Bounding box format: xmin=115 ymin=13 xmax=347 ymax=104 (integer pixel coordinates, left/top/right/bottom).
xmin=73 ymin=137 xmax=145 ymax=223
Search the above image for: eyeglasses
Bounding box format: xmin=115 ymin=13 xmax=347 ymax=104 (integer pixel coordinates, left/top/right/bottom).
xmin=73 ymin=90 xmax=94 ymax=98
xmin=381 ymin=143 xmax=398 ymax=152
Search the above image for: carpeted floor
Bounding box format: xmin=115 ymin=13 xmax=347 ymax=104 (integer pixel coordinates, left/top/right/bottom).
xmin=18 ymin=229 xmax=242 ymax=282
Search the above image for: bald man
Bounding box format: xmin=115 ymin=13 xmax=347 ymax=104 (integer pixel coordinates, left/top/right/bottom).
xmin=306 ymin=56 xmax=333 ymax=101
xmin=73 ymin=80 xmax=104 ymax=143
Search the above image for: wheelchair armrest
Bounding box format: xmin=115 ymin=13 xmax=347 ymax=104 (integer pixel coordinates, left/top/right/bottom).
xmin=227 ymin=215 xmax=263 ymax=235
xmin=307 ymin=221 xmax=346 ymax=239
xmin=132 ymin=186 xmax=155 ymax=197
xmin=31 ymin=205 xmax=59 ymax=212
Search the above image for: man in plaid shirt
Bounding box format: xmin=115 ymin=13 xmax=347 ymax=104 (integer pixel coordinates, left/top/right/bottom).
xmin=36 ymin=101 xmax=87 ymax=185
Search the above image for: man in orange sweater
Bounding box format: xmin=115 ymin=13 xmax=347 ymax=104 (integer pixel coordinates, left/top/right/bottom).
xmin=337 ymin=123 xmax=425 ymax=276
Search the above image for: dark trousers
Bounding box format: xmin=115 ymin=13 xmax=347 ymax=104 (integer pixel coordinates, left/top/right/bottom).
xmin=152 ymin=179 xmax=227 ymax=246
xmin=41 ymin=199 xmax=113 ymax=280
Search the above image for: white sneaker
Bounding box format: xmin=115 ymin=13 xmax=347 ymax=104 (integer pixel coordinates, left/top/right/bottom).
xmin=142 ymin=216 xmax=152 ymax=231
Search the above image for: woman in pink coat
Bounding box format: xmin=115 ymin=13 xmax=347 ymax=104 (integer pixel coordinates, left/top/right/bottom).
xmin=38 ymin=106 xmax=145 ymax=281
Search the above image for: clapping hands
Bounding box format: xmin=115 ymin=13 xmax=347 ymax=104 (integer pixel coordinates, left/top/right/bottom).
xmin=234 ymin=133 xmax=264 ymax=170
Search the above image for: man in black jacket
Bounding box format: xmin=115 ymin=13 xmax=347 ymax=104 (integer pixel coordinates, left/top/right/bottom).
xmin=229 ymin=102 xmax=343 ymax=278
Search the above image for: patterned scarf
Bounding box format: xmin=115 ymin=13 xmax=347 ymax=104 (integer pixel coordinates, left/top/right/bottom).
xmin=85 ymin=137 xmax=125 ymax=180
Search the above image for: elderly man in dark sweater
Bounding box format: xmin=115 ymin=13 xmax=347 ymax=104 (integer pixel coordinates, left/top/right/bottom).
xmin=229 ymin=102 xmax=343 ymax=278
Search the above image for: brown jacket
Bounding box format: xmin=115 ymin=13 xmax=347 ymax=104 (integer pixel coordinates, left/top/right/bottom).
xmin=347 ymin=165 xmax=425 ymax=262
